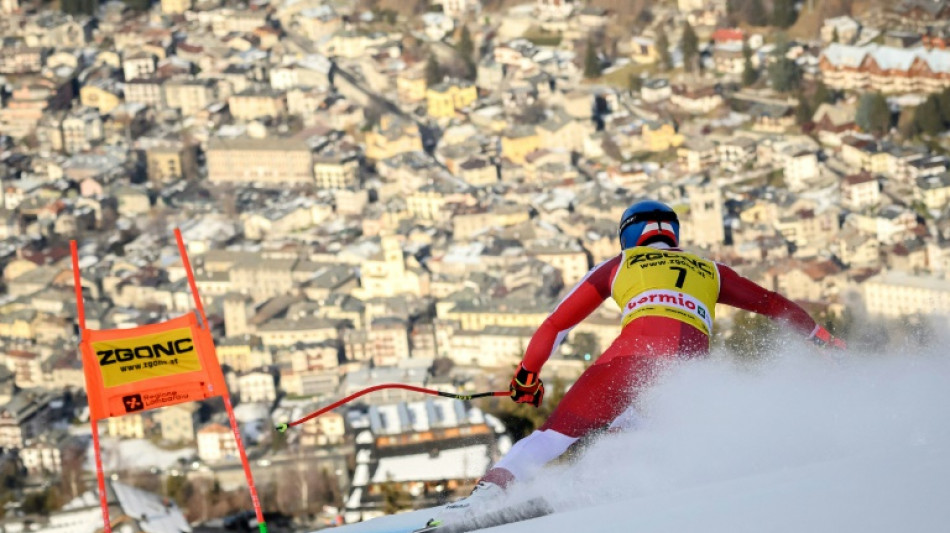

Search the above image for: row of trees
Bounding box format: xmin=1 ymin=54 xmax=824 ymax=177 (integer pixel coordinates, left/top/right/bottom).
xmin=852 ymin=87 xmax=950 ymax=140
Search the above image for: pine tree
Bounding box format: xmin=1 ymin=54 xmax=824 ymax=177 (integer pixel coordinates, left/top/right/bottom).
xmin=914 ymin=95 xmax=943 ymax=136
xmin=681 ymin=21 xmax=700 ymax=73
xmin=425 ymin=54 xmax=443 ymax=86
xmin=768 ymin=39 xmax=801 ymax=93
xmin=457 ymin=25 xmax=474 ymax=62
xmin=856 ymin=92 xmax=890 ymax=137
xmin=455 ymin=27 xmax=477 ymax=81
xmin=741 ymin=40 xmax=758 ymax=87
xmin=811 ymin=82 xmax=832 ymax=109
xmin=796 ymin=96 xmax=813 ymax=126
xmin=583 ymin=39 xmax=602 ymax=79
xmin=656 ymin=29 xmax=673 ymax=71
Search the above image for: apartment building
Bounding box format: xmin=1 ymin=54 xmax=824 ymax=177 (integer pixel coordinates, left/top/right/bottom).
xmin=501 ymin=125 xmax=541 ymax=165
xmin=314 ymin=150 xmax=360 ymax=190
xmin=206 ymin=137 xmax=314 ymax=185
xmin=144 ymin=139 xmax=198 ymax=182
xmin=164 ymin=79 xmax=217 ymax=116
xmin=107 ymin=413 xmax=146 ymax=439
xmin=863 ymin=270 xmax=950 ymax=320
xmin=160 ymin=0 xmax=192 ymax=14
xmin=157 ymin=403 xmax=199 ymax=444
xmin=228 ymin=89 xmax=287 ymax=121
xmin=197 ymin=423 xmax=238 ymax=463
xmin=237 ymin=370 xmax=277 ymax=403
xmin=426 ymin=79 xmax=478 ymax=119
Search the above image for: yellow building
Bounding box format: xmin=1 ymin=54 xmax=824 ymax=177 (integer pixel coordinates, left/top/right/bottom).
xmin=397 ymin=68 xmax=427 ymax=103
xmin=145 ymin=141 xmax=197 ymax=182
xmin=107 ymin=413 xmax=146 ymax=439
xmin=228 ymin=89 xmax=287 ymax=121
xmin=364 ymin=115 xmax=423 ymax=161
xmin=426 ymin=79 xmax=477 ymax=119
xmin=314 ymin=151 xmax=360 ymax=190
xmin=642 ymin=121 xmax=684 ymax=152
xmin=452 ymin=204 xmax=531 ymax=239
xmin=162 ymin=0 xmax=191 ymax=15
xmin=79 ymin=83 xmax=121 ymax=114
xmin=438 ymin=300 xmax=549 ymax=332
xmin=501 ymin=125 xmax=540 ymax=165
xmin=216 ymin=335 xmax=269 ymax=372
xmin=354 ymin=235 xmax=427 ymax=299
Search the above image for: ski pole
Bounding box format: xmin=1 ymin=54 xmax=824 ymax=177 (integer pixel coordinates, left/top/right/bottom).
xmin=275 ymin=384 xmax=511 ymax=433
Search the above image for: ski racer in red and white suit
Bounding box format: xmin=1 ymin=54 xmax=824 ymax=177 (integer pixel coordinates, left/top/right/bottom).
xmin=480 ymin=202 xmax=847 ymax=490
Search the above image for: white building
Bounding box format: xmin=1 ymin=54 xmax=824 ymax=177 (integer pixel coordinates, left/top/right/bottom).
xmin=196 ymin=423 xmax=238 ymax=463
xmin=236 ymin=370 xmax=277 ymax=404
xmin=862 ymin=270 xmax=950 ymax=320
xmin=784 ymin=151 xmax=820 ymax=192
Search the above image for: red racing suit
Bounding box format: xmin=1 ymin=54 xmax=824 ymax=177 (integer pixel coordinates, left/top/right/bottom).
xmin=523 ymin=247 xmax=820 ymax=438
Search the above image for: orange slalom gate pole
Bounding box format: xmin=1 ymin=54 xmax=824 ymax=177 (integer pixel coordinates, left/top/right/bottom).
xmin=73 ymin=240 xmax=112 ymax=533
xmin=174 ymin=228 xmax=268 ymax=533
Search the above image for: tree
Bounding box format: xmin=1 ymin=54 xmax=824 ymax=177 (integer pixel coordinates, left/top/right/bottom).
xmin=425 ymin=54 xmax=444 ymax=86
xmin=897 ymin=106 xmax=919 ymax=138
xmin=457 ymin=25 xmax=474 ymax=61
xmin=456 ymin=26 xmax=477 ymax=80
xmin=768 ymin=57 xmax=802 ymax=92
xmin=796 ymin=96 xmax=813 ymax=126
xmin=583 ymin=39 xmax=602 ymax=79
xmin=741 ymin=40 xmax=758 ymax=87
xmin=381 ymin=480 xmax=412 ymax=514
xmin=628 ymin=74 xmax=643 ymax=93
xmin=772 ymin=0 xmax=798 ymax=28
xmin=681 ymin=21 xmax=700 ymax=73
xmin=914 ymin=95 xmax=943 ymax=137
xmin=747 ymin=0 xmax=768 ymax=26
xmin=855 ymin=92 xmax=891 ymax=136
xmin=656 ymin=29 xmax=673 ymax=71
xmin=811 ymin=82 xmax=832 ymax=109
xmin=937 ymin=87 xmax=950 ymax=125
xmin=768 ymin=37 xmax=801 ymax=93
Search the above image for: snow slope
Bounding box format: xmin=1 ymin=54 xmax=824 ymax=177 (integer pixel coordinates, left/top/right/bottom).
xmin=329 ymin=344 xmax=950 ymax=533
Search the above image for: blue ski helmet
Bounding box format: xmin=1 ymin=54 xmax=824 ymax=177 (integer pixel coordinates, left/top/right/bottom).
xmin=618 ymin=200 xmax=680 ymax=249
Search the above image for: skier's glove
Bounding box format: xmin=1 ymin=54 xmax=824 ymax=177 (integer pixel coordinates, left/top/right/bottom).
xmin=510 ymin=364 xmax=544 ymax=407
xmin=810 ymin=325 xmax=847 ymax=350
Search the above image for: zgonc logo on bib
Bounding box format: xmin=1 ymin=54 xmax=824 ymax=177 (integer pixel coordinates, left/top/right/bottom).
xmin=92 ymin=327 xmax=204 ymax=387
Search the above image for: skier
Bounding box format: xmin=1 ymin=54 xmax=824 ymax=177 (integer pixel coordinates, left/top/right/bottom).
xmin=426 ymin=199 xmax=846 ymax=528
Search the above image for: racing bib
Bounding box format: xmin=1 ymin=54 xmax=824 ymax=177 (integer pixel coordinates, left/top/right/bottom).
xmin=611 ymin=247 xmax=720 ymax=335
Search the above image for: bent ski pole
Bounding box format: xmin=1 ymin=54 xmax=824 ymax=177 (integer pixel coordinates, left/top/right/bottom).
xmin=275 ymin=384 xmax=510 ymax=432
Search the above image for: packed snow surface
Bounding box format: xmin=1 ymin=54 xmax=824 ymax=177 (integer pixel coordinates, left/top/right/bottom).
xmin=332 ymin=343 xmax=950 ymax=532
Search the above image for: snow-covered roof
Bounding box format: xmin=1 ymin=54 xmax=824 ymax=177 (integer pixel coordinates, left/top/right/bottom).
xmin=112 ymin=481 xmax=192 ymax=533
xmin=821 ymin=43 xmax=950 ymax=73
xmin=367 ymin=398 xmax=483 ymax=435
xmin=369 ymin=444 xmax=491 ymax=483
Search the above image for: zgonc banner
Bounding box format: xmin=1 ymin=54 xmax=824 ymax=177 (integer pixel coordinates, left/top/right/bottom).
xmin=71 ymin=229 xmax=268 ymax=533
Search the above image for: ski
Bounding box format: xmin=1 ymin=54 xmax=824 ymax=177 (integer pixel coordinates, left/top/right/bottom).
xmin=411 ymin=497 xmax=554 ymax=533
